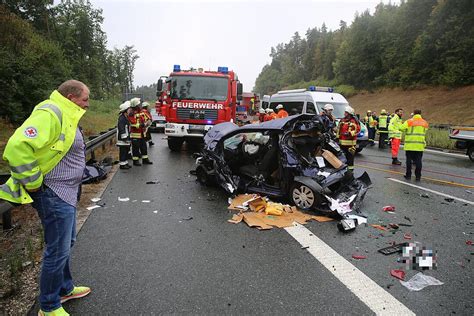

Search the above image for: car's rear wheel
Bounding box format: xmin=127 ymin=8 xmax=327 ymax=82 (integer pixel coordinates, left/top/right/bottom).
xmin=468 ymin=144 xmax=474 ymax=162
xmin=291 ymin=182 xmax=317 ymax=210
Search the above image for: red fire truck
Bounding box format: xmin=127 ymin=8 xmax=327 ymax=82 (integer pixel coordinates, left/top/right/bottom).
xmin=156 ymin=65 xmax=243 ymax=151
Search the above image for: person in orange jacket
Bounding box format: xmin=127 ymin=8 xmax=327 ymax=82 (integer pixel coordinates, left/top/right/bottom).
xmin=336 ymin=106 xmax=360 ymax=171
xmin=276 ymin=104 xmax=288 ymax=118
xmin=128 ymin=98 xmax=153 ymax=165
xmin=264 ymin=108 xmax=277 ymax=121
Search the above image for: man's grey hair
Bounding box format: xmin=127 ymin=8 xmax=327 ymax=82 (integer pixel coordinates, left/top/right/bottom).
xmin=58 ymin=80 xmax=87 ymax=97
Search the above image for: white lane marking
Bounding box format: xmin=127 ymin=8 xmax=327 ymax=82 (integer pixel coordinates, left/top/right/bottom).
xmin=285 ymin=223 xmax=415 ymax=315
xmin=388 ymin=178 xmax=474 ymax=205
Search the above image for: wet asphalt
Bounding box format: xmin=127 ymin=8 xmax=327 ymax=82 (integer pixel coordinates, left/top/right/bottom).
xmin=64 ymin=135 xmax=473 ymax=315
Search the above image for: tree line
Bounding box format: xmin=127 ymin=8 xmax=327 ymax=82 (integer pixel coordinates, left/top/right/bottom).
xmin=254 ymin=0 xmax=474 ymax=95
xmin=0 ymin=0 xmax=139 ymax=123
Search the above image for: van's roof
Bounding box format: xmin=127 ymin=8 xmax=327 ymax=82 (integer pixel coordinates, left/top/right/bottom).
xmin=271 ymin=90 xmax=348 ymax=104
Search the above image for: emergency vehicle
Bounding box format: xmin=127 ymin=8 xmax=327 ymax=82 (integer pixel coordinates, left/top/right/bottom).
xmin=236 ymin=92 xmax=259 ymax=125
xmin=264 ymin=86 xmax=370 ymax=153
xmin=156 ymin=65 xmax=243 ymax=151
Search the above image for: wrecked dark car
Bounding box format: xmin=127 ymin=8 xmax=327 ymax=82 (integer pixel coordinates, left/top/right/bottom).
xmin=193 ymin=114 xmax=371 ymax=230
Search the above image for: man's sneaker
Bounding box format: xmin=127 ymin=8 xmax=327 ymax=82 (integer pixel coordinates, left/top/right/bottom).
xmin=60 ymin=286 xmax=91 ymax=303
xmin=38 ymin=306 xmax=69 ymax=316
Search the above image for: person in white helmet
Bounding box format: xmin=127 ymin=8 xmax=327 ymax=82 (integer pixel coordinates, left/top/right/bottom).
xmin=117 ymin=101 xmax=132 ymax=169
xmin=264 ymin=108 xmax=277 ymax=121
xmin=336 ymin=105 xmax=360 ymax=171
xmin=320 ymin=103 xmax=335 ymax=131
xmin=276 ymin=104 xmax=288 ymax=118
xmin=258 ymin=107 xmax=266 ymax=122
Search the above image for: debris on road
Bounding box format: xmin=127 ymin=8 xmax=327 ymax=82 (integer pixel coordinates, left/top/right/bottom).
xmin=404 ymin=216 xmax=412 ymax=222
xmin=398 ymin=223 xmax=413 ymax=227
xmin=90 ymin=197 xmax=101 ymax=203
xmin=378 ymin=243 xmax=406 ymax=255
xmin=420 ymin=193 xmax=430 ymax=198
xmin=227 ymin=194 xmax=330 ymax=230
xmin=444 ymin=198 xmax=455 ymax=202
xmin=142 ymin=200 xmax=151 ymax=203
xmin=352 ymin=254 xmax=367 ymax=260
xmin=382 ymin=205 xmax=396 ymax=213
xmin=146 ymin=180 xmax=160 ymax=184
xmin=390 ymin=269 xmax=406 ymax=281
xmin=182 ymin=216 xmax=193 ymax=221
xmin=404 ymin=233 xmax=412 ymax=240
xmin=118 ymin=197 xmax=130 ymax=202
xmin=371 ymin=224 xmax=388 ymax=231
xmin=153 ymin=210 xmax=158 ymax=214
xmin=466 ymin=240 xmax=473 ymax=245
xmin=400 ymin=272 xmax=443 ymax=291
xmin=86 ymin=205 xmax=101 ymax=211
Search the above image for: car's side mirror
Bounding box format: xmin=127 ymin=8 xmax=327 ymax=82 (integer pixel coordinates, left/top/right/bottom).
xmin=237 ymin=83 xmax=243 ymax=101
xmin=156 ymin=79 xmax=163 ymax=96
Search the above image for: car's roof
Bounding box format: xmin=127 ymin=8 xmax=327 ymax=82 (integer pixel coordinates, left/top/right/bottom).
xmin=204 ymin=114 xmax=316 ymax=150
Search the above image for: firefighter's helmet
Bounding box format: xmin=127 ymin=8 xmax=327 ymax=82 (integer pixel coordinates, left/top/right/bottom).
xmin=119 ymin=101 xmax=131 ymax=113
xmin=259 ymin=108 xmax=265 ymax=114
xmin=323 ymin=103 xmax=334 ymax=111
xmin=130 ymin=97 xmax=141 ymax=107
xmin=276 ymin=104 xmax=284 ymax=110
xmin=345 ymin=106 xmax=355 ymax=116
xmin=381 ymin=109 xmax=387 ymax=115
xmin=142 ymin=101 xmax=149 ymax=108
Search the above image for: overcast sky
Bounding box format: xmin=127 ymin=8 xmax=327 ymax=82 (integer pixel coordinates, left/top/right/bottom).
xmin=90 ymin=0 xmax=393 ymax=91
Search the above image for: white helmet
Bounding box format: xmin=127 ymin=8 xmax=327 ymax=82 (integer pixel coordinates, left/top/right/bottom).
xmin=142 ymin=101 xmax=149 ymax=108
xmin=259 ymin=108 xmax=265 ymax=114
xmin=344 ymin=105 xmax=355 ymax=116
xmin=130 ymin=97 xmax=141 ymax=107
xmin=265 ymin=108 xmax=274 ymax=113
xmin=119 ymin=101 xmax=131 ymax=113
xmin=276 ymin=104 xmax=284 ymax=110
xmin=323 ymin=103 xmax=334 ymax=111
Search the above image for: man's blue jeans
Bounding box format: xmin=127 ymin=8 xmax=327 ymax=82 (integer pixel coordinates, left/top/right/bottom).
xmin=31 ymin=186 xmax=76 ymax=312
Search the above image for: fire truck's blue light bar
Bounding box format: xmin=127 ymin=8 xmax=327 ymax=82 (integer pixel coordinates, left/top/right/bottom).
xmin=218 ymin=66 xmax=228 ymax=74
xmin=173 ymin=65 xmax=181 ymax=72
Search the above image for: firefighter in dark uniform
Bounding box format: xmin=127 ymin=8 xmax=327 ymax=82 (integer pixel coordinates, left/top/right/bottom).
xmin=117 ymin=101 xmax=132 ymax=169
xmin=129 ymin=98 xmax=153 ymax=166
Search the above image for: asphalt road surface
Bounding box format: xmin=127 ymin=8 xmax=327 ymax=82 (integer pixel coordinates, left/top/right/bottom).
xmin=63 ymin=135 xmax=473 ymax=315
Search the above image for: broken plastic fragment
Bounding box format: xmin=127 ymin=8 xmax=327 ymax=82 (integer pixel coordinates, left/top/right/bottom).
xmin=91 ymin=197 xmax=101 ymax=203
xmin=390 ymin=269 xmax=406 ymax=280
xmin=399 ymin=272 xmax=443 ymax=291
xmin=371 ymin=224 xmax=388 ymax=231
xmin=86 ymin=205 xmax=101 ymax=211
xmin=352 ymin=254 xmax=367 ymax=260
xmin=325 ymin=194 xmax=357 ymax=215
xmin=142 ymin=200 xmax=151 ymax=203
xmin=118 ymin=197 xmax=130 ymax=202
xmin=153 ymin=210 xmax=158 ymax=214
xmin=404 ymin=233 xmax=412 ymax=240
xmin=382 ymin=205 xmax=396 ymax=212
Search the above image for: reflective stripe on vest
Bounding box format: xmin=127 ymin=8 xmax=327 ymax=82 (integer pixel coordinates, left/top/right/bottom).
xmin=39 ymin=104 xmax=63 ymax=125
xmin=10 ymin=160 xmax=39 ymax=173
xmin=0 ymin=183 xmax=21 ymax=198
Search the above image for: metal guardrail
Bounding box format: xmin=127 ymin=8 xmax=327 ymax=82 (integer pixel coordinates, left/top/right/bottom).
xmin=0 ymin=127 xmax=117 ymax=231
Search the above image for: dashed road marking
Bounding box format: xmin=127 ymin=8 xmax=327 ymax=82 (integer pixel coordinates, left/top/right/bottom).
xmin=388 ymin=177 xmax=474 ymax=205
xmin=285 ymin=223 xmax=415 ymax=315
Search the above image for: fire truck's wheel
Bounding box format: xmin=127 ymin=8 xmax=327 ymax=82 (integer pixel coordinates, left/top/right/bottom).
xmin=196 ymin=166 xmax=209 ymax=186
xmin=290 ymin=182 xmax=317 ymax=211
xmin=468 ymin=144 xmax=474 ymax=162
xmin=168 ymin=137 xmax=184 ymax=151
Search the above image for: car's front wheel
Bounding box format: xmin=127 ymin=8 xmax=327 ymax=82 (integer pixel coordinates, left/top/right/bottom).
xmin=291 ymin=182 xmax=317 ymax=211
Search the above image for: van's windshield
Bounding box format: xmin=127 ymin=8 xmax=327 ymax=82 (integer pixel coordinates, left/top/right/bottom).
xmin=316 ymin=102 xmax=349 ymax=119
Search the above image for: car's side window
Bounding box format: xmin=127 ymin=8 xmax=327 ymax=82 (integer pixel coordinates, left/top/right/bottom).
xmin=306 ymin=102 xmax=316 ymax=114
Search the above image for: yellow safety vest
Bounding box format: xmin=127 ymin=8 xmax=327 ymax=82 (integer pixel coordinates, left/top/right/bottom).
xmin=400 ymin=114 xmax=429 ymax=151
xmin=388 ymin=114 xmax=403 ymax=139
xmin=0 ymin=90 xmax=85 ymax=204
xmin=378 ymin=115 xmax=388 ymax=130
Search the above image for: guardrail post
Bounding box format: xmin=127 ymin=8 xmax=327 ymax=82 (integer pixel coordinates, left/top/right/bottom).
xmin=2 ymin=209 xmax=12 ymax=230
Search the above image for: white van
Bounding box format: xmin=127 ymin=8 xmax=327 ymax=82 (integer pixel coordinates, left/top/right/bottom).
xmin=266 ymin=87 xmax=369 ymax=152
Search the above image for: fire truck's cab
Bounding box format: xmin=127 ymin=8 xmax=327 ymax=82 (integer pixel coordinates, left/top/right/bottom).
xmin=157 ymin=65 xmax=242 ymax=151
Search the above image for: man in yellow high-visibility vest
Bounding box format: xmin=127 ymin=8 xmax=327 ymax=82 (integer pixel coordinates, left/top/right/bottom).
xmin=399 ymin=109 xmax=429 ymax=181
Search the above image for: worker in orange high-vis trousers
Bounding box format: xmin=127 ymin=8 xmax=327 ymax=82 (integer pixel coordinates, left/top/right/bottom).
xmin=388 ymin=108 xmax=404 ymax=165
xmin=128 ymin=98 xmax=153 ymax=166
xmin=140 ymin=101 xmax=154 ymax=146
xmin=337 ymin=106 xmax=360 ymax=171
